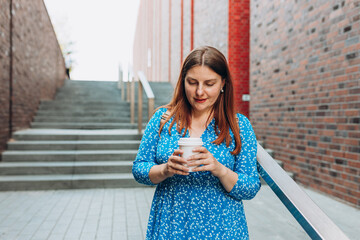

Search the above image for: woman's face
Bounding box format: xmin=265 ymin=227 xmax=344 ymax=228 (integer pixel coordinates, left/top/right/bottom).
xmin=184 ymin=65 xmax=224 ymax=116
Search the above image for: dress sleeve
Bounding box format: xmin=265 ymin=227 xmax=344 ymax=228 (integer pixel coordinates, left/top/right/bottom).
xmin=228 ymin=114 xmax=261 ymax=200
xmin=132 ymin=108 xmax=166 ymax=186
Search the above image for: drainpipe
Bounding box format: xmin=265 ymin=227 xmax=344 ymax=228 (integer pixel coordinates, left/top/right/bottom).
xmin=9 ymin=0 xmax=13 ymax=138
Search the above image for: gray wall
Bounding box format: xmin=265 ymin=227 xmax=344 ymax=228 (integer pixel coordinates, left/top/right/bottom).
xmin=194 ymin=0 xmax=228 ymax=58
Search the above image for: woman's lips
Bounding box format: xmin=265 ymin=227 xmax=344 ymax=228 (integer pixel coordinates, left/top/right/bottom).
xmin=194 ymin=98 xmax=206 ymax=103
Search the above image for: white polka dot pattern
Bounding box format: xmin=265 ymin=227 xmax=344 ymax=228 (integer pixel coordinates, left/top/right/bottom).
xmin=132 ymin=108 xmax=261 ymax=239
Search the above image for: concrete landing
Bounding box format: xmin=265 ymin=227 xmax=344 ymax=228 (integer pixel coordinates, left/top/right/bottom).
xmin=0 ymin=185 xmax=358 ymax=240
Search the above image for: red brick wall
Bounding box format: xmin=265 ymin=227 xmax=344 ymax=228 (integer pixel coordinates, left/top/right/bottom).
xmin=0 ymin=0 xmax=12 ymax=154
xmin=0 ymin=0 xmax=66 ymax=153
xmin=250 ymin=0 xmax=360 ymax=208
xmin=228 ymin=0 xmax=250 ymax=117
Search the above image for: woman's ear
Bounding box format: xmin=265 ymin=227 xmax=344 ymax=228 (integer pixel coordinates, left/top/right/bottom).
xmin=221 ymin=78 xmax=226 ymax=89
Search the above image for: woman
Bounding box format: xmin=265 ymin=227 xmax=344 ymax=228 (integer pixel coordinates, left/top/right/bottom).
xmin=132 ymin=46 xmax=260 ymax=239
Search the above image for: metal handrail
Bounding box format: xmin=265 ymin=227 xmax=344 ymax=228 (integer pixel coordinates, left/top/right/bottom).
xmin=136 ymin=71 xmax=155 ymax=133
xmin=257 ymin=143 xmax=349 ymax=240
xmin=127 ymin=69 xmax=155 ymax=133
xmin=128 ymin=66 xmax=135 ymax=124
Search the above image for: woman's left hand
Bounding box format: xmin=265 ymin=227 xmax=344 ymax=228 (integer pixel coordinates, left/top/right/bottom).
xmin=187 ymin=147 xmax=228 ymax=178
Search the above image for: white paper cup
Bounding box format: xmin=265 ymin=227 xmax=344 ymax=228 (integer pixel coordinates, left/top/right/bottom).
xmin=178 ymin=138 xmax=203 ymax=172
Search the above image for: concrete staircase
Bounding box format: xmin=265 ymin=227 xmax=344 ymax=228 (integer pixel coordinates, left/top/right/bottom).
xmin=0 ymin=80 xmax=173 ymax=190
xmin=0 ymin=79 xmax=292 ymax=190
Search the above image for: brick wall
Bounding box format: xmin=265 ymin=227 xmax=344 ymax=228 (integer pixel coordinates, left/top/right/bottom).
xmin=0 ymin=0 xmax=11 ymax=154
xmin=228 ymin=0 xmax=250 ymax=117
xmin=0 ymin=0 xmax=66 ymax=153
xmin=250 ymin=0 xmax=360 ymax=208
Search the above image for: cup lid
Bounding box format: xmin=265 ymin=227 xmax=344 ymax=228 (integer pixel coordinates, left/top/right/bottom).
xmin=178 ymin=137 xmax=203 ymax=145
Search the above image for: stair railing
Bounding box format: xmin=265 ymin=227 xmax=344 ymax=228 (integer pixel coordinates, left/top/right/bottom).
xmin=129 ymin=71 xmax=155 ymax=133
xmin=128 ymin=66 xmax=135 ymax=124
xmin=118 ymin=64 xmax=124 ymax=100
xmin=257 ymin=142 xmax=349 ymax=240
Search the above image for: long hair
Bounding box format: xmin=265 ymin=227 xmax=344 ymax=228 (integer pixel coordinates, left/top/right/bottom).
xmin=159 ymin=46 xmax=241 ymax=155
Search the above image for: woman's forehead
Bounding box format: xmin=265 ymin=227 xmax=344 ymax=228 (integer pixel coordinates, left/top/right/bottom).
xmin=185 ymin=66 xmax=221 ymax=80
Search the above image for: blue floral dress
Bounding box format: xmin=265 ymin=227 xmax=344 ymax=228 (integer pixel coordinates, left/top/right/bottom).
xmin=132 ymin=108 xmax=260 ymax=240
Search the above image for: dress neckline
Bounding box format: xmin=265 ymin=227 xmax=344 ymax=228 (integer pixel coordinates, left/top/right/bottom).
xmin=186 ymin=118 xmax=215 ymax=139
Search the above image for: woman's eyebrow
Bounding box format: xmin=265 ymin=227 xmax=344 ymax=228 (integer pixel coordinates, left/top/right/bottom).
xmin=186 ymin=77 xmax=217 ymax=82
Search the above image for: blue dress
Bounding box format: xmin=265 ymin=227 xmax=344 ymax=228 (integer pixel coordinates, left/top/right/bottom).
xmin=132 ymin=108 xmax=260 ymax=239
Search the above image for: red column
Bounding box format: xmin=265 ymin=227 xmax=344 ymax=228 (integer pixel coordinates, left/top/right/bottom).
xmin=228 ymin=0 xmax=250 ymax=117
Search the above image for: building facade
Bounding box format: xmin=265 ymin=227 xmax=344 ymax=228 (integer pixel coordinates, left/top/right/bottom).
xmin=0 ymin=0 xmax=66 ymax=152
xmin=133 ymin=0 xmax=360 ymax=208
xmin=133 ymin=0 xmax=250 ymax=116
xmin=250 ymin=0 xmax=359 ymax=208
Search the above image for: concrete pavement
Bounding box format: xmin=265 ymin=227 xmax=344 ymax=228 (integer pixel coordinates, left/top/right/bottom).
xmin=0 ymin=185 xmax=358 ymax=240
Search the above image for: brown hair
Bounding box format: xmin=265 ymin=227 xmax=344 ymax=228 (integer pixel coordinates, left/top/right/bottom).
xmin=159 ymin=46 xmax=241 ymax=155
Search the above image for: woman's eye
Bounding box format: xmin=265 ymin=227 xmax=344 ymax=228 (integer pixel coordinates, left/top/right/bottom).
xmin=188 ymin=81 xmax=197 ymax=85
xmin=206 ymin=83 xmax=215 ymax=87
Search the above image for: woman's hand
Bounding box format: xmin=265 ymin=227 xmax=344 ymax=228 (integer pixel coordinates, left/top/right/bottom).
xmin=149 ymin=149 xmax=189 ymax=184
xmin=187 ymin=147 xmax=228 ymax=178
xmin=164 ymin=149 xmax=190 ymax=176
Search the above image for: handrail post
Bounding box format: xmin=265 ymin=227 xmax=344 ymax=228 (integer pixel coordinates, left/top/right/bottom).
xmin=118 ymin=65 xmax=124 ymax=100
xmin=127 ymin=80 xmax=130 ymax=102
xmin=134 ymin=71 xmax=155 ymax=134
xmin=130 ymin=76 xmax=135 ymax=124
xmin=138 ymin=82 xmax=143 ymax=133
xmin=148 ymin=98 xmax=154 ymax=120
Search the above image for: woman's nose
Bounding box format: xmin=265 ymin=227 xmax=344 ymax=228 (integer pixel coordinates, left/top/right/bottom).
xmin=196 ymin=86 xmax=204 ymax=96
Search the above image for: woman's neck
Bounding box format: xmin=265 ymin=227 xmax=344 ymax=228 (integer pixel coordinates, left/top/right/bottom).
xmin=189 ymin=110 xmax=213 ymax=138
xmin=191 ymin=110 xmax=212 ymax=124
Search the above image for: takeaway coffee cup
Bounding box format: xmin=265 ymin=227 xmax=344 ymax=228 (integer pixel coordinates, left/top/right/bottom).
xmin=178 ymin=138 xmax=203 ymax=172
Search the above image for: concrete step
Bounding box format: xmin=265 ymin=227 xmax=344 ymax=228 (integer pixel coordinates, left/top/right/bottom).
xmin=124 ymin=82 xmax=173 ymax=103
xmin=35 ymin=109 xmax=153 ymax=118
xmin=286 ymin=171 xmax=295 ymax=179
xmin=35 ymin=106 xmax=151 ymax=114
xmin=0 ymin=161 xmax=133 ymax=175
xmin=0 ymin=173 xmax=142 ymax=190
xmin=37 ymin=108 xmax=131 ymax=114
xmin=275 ymin=159 xmax=284 ymax=167
xmin=35 ymin=110 xmax=132 ymax=117
xmin=30 ymin=122 xmax=147 ymax=129
xmin=259 ymin=156 xmax=296 ymax=185
xmin=53 ymin=97 xmax=124 ymax=102
xmin=265 ymin=148 xmax=274 ymax=158
xmin=7 ymin=140 xmax=141 ymax=150
xmin=13 ymin=129 xmax=143 ymax=141
xmin=33 ymin=116 xmax=131 ymax=123
xmin=32 ymin=116 xmax=147 ymax=123
xmin=2 ymin=150 xmax=138 ymax=162
xmin=40 ymin=101 xmax=129 ymax=107
xmin=0 ymin=80 xmax=176 ymax=191
xmin=38 ymin=104 xmax=133 ymax=110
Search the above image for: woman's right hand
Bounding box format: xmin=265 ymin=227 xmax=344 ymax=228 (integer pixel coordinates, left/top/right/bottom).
xmin=164 ymin=149 xmax=189 ymax=176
